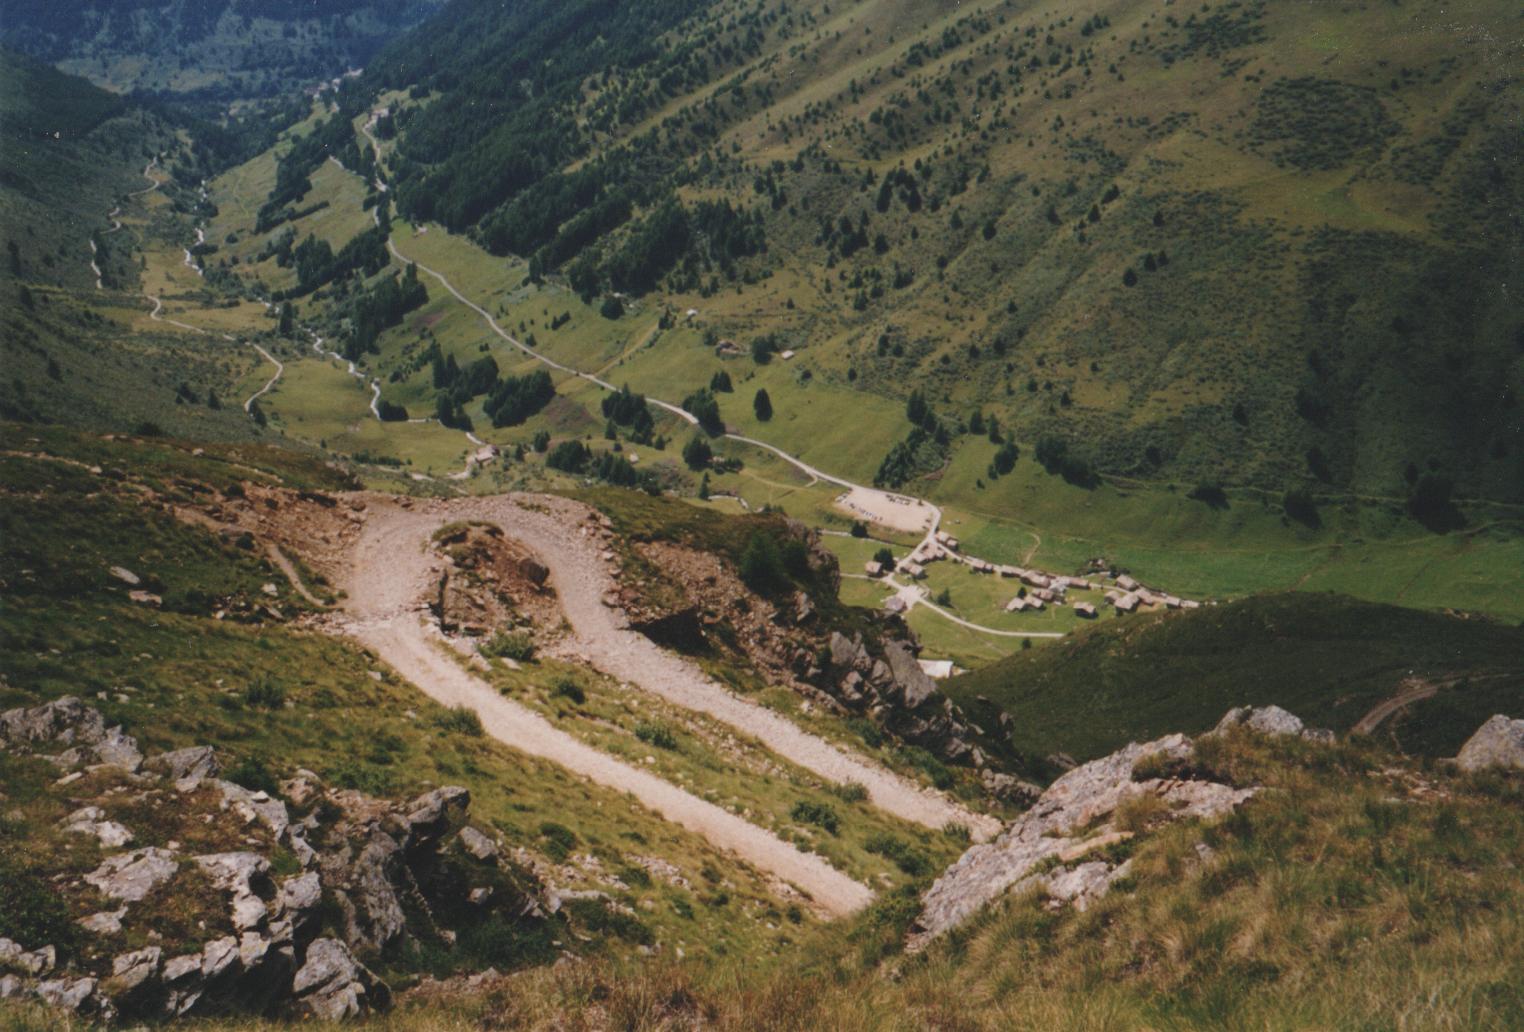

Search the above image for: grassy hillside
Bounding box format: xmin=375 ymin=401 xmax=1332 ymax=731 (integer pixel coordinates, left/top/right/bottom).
xmin=55 ymin=729 xmax=1519 ymax=1029
xmin=1 ymin=1 xmax=444 ymax=98
xmin=944 ymin=592 xmax=1524 ymax=770
xmin=0 ymin=424 xmax=894 ymax=977
xmin=348 ymin=0 xmax=1522 ymax=508
xmin=0 ymin=53 xmax=286 ymax=442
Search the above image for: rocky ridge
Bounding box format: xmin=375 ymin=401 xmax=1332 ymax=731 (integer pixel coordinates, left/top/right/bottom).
xmin=606 ymin=518 xmax=991 ymax=770
xmin=0 ymin=697 xmax=553 ymax=1022
xmin=907 ymin=704 xmax=1524 ymax=950
xmin=906 ymin=706 xmax=1332 ymax=951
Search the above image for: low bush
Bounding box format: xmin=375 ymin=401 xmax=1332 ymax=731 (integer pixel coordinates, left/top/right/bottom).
xmin=635 ymin=722 xmax=678 ymax=750
xmin=434 ymin=706 xmax=484 ymax=737
xmin=789 ymin=800 xmax=840 ymax=834
xmin=865 ymin=834 xmax=929 ymax=876
xmin=484 ymin=631 xmax=536 ymax=661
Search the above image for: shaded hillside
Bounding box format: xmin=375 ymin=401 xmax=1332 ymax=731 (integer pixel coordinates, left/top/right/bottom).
xmin=0 ymin=51 xmax=175 ymax=287
xmin=0 ymin=53 xmax=267 ymax=437
xmin=349 ymin=0 xmax=1521 ymax=504
xmin=944 ymin=592 xmax=1524 ymax=768
xmin=1 ymin=0 xmax=444 ymax=98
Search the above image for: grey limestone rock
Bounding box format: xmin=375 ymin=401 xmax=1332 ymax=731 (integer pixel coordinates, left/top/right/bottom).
xmin=1455 ymin=714 xmax=1524 ymax=773
xmin=85 ymin=847 xmax=179 ymax=902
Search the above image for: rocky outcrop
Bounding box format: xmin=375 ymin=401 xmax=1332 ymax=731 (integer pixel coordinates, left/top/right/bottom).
xmin=905 ymin=709 xmax=1322 ymax=951
xmin=814 ymin=630 xmax=982 ymax=761
xmin=0 ymin=697 xmax=552 ymax=1023
xmin=883 ymin=641 xmax=937 ymax=708
xmin=292 ymin=938 xmax=390 ymax=1021
xmin=0 ymin=695 xmax=143 ymax=771
xmin=602 ymin=524 xmax=990 ymax=774
xmin=1210 ymin=704 xmax=1334 ymax=744
xmin=1455 ymin=714 xmax=1524 ymax=772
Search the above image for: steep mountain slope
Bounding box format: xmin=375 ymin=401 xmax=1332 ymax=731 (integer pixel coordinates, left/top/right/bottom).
xmin=0 ymin=52 xmax=280 ymax=437
xmin=354 ymin=0 xmax=1522 ymax=505
xmin=1 ymin=0 xmax=444 ymax=98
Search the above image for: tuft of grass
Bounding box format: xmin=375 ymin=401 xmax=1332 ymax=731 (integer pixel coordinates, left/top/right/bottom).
xmin=483 ymin=630 xmax=536 ymax=662
xmin=864 ymin=834 xmax=929 ymax=877
xmin=242 ymin=675 xmax=286 ymax=710
xmin=433 ymin=705 xmax=484 ymax=737
xmin=551 ymin=675 xmax=586 ymax=705
xmin=829 ymin=781 xmax=869 ymax=804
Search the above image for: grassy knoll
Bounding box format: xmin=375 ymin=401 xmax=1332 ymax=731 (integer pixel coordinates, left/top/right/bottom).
xmin=944 ymin=592 xmax=1524 ymax=768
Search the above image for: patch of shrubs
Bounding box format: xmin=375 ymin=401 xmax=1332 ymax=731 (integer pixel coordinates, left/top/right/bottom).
xmin=865 ymin=834 xmax=929 ymax=876
xmin=634 ymin=722 xmax=677 ymax=750
xmin=789 ymin=800 xmax=840 ymax=834
xmin=484 ymin=630 xmax=536 ymax=661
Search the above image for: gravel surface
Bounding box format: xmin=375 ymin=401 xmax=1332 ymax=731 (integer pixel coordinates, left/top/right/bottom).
xmin=338 ymin=497 xmax=876 ymax=915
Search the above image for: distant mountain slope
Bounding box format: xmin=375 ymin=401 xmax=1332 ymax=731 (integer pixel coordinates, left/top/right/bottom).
xmin=0 ymin=50 xmax=169 ymax=288
xmin=944 ymin=592 xmax=1524 ymax=771
xmin=354 ymin=0 xmax=1521 ymax=504
xmin=1 ymin=0 xmax=445 ymax=98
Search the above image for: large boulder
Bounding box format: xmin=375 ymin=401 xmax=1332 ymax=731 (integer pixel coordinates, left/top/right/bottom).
xmin=908 ymin=732 xmax=1255 ymax=951
xmin=401 ymin=786 xmax=469 ymax=849
xmin=291 ymin=939 xmax=389 ymax=1021
xmin=0 ymin=696 xmax=106 ymax=748
xmin=211 ymin=780 xmax=290 ymax=840
xmin=458 ymin=826 xmax=499 ymax=863
xmin=1455 ymin=715 xmax=1524 ymax=773
xmin=85 ymin=848 xmax=179 ymax=902
xmin=147 ymin=746 xmax=221 ymax=782
xmin=883 ymin=641 xmax=937 ymax=708
xmin=828 ymin=632 xmax=863 ymax=670
xmin=104 ymin=945 xmax=163 ymax=1016
xmin=1211 ymin=704 xmax=1332 ymax=743
xmin=332 ymin=832 xmax=408 ymax=950
xmin=35 ymin=977 xmax=98 ymax=1014
xmin=0 ymin=696 xmax=142 ymax=770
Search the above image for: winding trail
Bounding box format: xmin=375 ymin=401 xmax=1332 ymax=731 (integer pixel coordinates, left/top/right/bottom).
xmin=348 ymin=493 xmax=997 ymax=838
xmin=1351 ymin=679 xmax=1438 ymax=737
xmin=341 ymin=497 xmax=879 ymax=915
xmin=126 ymin=159 xmax=283 ymax=420
xmin=244 ymin=343 xmax=285 ymax=413
xmin=385 ymin=236 xmax=1099 ymax=643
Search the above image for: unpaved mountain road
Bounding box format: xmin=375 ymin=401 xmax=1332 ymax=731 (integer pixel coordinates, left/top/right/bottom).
xmin=366 ymin=493 xmax=997 ymax=840
xmin=1351 ymin=679 xmax=1439 ymax=737
xmin=338 ymin=497 xmax=876 ymax=915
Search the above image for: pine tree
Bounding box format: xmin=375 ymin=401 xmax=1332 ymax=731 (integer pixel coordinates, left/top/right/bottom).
xmin=753 ymin=388 xmax=773 ymax=421
xmin=682 ymin=434 xmax=713 ymax=470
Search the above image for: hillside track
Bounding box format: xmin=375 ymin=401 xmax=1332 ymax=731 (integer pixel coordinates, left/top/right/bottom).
xmin=339 ymin=493 xmax=997 ymax=839
xmin=337 ymin=496 xmax=878 ymax=915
